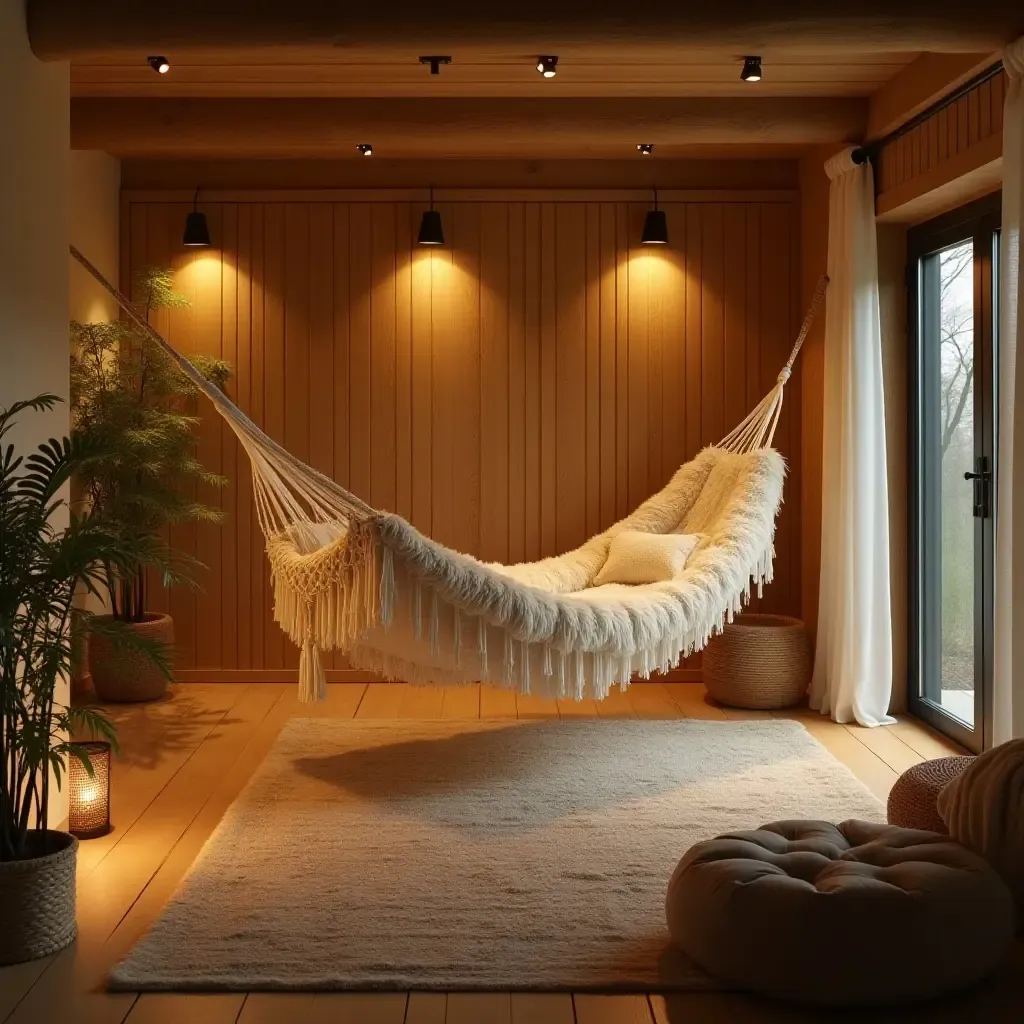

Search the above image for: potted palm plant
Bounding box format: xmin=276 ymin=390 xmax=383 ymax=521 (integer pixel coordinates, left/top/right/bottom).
xmin=0 ymin=395 xmax=169 ymax=964
xmin=71 ymin=268 xmax=230 ymax=701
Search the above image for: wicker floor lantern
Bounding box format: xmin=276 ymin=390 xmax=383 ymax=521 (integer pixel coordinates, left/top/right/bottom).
xmin=68 ymin=741 xmax=112 ymax=839
xmin=702 ymin=613 xmax=811 ymax=709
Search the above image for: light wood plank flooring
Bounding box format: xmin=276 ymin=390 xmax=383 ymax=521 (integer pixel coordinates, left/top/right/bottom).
xmin=2 ymin=682 xmax=1020 ymax=1024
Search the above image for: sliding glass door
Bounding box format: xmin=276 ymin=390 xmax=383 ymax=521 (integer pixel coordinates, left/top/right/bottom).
xmin=909 ymin=195 xmax=1000 ymax=752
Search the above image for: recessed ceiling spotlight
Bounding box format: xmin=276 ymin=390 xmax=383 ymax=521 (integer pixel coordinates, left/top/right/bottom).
xmin=637 ymin=144 xmax=654 ymax=156
xmin=536 ymin=56 xmax=558 ymax=78
xmin=419 ymin=56 xmax=452 ymax=75
xmin=357 ymin=143 xmax=374 ymax=157
xmin=147 ymin=56 xmax=170 ymax=74
xmin=740 ymin=56 xmax=762 ymax=83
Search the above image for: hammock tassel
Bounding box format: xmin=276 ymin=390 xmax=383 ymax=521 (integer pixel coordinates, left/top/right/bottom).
xmin=412 ymin=581 xmax=423 ymax=640
xmin=478 ymin=618 xmax=489 ymax=676
xmin=380 ymin=545 xmax=395 ymax=626
xmin=503 ymin=632 xmax=515 ymax=686
xmin=298 ymin=632 xmax=326 ymax=704
xmin=429 ymin=591 xmax=440 ymax=655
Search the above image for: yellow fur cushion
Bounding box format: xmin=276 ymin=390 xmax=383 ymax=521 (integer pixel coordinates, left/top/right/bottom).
xmin=594 ymin=531 xmax=699 ymax=586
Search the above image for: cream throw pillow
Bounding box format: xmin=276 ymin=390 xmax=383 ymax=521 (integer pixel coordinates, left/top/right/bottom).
xmin=594 ymin=531 xmax=700 ymax=586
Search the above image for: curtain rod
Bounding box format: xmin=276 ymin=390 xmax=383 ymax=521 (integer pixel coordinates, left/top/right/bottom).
xmin=851 ymin=59 xmax=1004 ymax=166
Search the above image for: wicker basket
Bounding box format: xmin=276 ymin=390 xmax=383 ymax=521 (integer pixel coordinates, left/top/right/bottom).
xmin=0 ymin=831 xmax=78 ymax=964
xmin=89 ymin=612 xmax=173 ymax=702
xmin=702 ymin=613 xmax=811 ymax=709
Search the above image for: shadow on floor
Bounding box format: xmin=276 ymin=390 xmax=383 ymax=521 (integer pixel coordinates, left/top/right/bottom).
xmin=294 ymin=718 xmax=808 ymax=825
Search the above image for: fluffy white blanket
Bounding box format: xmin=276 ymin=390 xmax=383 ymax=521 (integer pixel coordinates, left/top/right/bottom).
xmin=331 ymin=446 xmax=786 ymax=697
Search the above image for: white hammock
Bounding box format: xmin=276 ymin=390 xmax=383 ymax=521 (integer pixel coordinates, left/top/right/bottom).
xmin=71 ymin=246 xmax=827 ymax=703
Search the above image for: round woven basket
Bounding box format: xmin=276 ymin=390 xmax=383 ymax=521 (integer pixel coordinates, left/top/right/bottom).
xmin=702 ymin=613 xmax=811 ymax=709
xmin=0 ymin=831 xmax=78 ymax=965
xmin=89 ymin=612 xmax=173 ymax=702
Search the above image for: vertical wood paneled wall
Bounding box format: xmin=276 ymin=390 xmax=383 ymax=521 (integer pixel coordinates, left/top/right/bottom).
xmin=124 ymin=192 xmax=800 ymax=680
xmin=876 ymin=69 xmax=1004 ymax=198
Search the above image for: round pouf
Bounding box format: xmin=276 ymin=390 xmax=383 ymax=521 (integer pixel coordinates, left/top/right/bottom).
xmin=939 ymin=739 xmax=1024 ymax=924
xmin=702 ymin=614 xmax=810 ymax=709
xmin=887 ymin=756 xmax=975 ymax=833
xmin=665 ymin=819 xmax=1015 ymax=1006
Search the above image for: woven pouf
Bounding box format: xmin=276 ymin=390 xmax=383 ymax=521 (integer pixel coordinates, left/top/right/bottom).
xmin=665 ymin=820 xmax=1015 ymax=1006
xmin=702 ymin=614 xmax=810 ymax=709
xmin=887 ymin=756 xmax=975 ymax=833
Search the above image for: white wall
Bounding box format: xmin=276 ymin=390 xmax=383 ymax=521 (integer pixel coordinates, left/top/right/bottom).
xmin=70 ymin=151 xmax=120 ymax=323
xmin=0 ymin=0 xmax=70 ymax=827
xmin=68 ymin=151 xmax=121 ymax=685
xmin=0 ymin=0 xmax=69 ymax=434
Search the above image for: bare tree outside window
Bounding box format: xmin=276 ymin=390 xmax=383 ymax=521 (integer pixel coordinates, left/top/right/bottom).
xmin=936 ymin=242 xmax=975 ymax=721
xmin=938 ymin=245 xmax=974 ymax=455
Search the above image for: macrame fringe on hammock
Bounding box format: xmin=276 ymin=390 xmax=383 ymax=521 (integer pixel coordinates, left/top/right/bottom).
xmin=270 ymin=517 xmax=778 ymax=704
xmin=69 ymin=244 xmax=826 ymax=703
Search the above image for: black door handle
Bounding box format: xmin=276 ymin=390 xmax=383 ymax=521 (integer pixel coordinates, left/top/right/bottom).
xmin=965 ymin=458 xmax=991 ymax=517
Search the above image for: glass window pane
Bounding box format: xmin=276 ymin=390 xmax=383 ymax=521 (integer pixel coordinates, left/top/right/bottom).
xmin=934 ymin=242 xmax=975 ymax=726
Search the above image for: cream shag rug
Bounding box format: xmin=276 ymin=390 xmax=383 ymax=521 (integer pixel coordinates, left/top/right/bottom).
xmin=111 ymin=719 xmax=884 ymax=992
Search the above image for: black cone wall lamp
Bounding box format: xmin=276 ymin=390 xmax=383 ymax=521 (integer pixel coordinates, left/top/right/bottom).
xmin=183 ymin=187 xmax=212 ymax=247
xmin=641 ymin=187 xmax=668 ymax=245
xmin=418 ymin=188 xmax=445 ymax=246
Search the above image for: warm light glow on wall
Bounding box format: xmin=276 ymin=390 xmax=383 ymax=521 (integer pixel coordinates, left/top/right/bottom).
xmin=600 ymin=234 xmax=689 ymax=309
xmin=411 ymin=243 xmax=473 ymax=290
xmin=79 ymin=298 xmax=116 ymax=325
xmin=176 ymin=250 xmax=229 ymax=288
xmin=624 ymin=247 xmax=679 ymax=281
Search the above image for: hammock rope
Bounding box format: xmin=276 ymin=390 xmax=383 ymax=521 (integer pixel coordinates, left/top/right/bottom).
xmin=70 ymin=244 xmax=827 ymax=702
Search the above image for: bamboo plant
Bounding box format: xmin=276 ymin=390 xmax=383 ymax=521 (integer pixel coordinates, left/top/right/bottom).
xmin=0 ymin=396 xmax=168 ymax=860
xmin=70 ymin=267 xmax=231 ymax=621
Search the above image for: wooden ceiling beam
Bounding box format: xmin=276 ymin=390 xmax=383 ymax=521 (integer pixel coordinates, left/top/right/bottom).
xmin=30 ymin=1 xmax=1024 ymax=60
xmin=71 ymin=96 xmax=867 ymax=158
xmin=866 ymin=53 xmax=999 ymax=141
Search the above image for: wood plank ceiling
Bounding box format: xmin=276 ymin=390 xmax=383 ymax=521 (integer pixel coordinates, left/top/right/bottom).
xmin=68 ymin=49 xmax=912 ymax=159
xmin=37 ymin=0 xmax=1023 ymax=158
xmin=72 ymin=48 xmax=918 ymax=99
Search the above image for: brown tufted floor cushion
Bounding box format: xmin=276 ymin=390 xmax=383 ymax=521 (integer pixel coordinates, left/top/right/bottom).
xmin=665 ymin=819 xmax=1015 ymax=1006
xmin=887 ymin=756 xmax=975 ymax=833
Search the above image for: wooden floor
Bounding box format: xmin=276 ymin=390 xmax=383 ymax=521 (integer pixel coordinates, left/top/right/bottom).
xmin=2 ymin=682 xmax=1020 ymax=1024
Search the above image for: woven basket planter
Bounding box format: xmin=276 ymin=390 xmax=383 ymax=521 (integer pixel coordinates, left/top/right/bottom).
xmin=0 ymin=831 xmax=78 ymax=964
xmin=702 ymin=613 xmax=811 ymax=709
xmin=89 ymin=612 xmax=173 ymax=702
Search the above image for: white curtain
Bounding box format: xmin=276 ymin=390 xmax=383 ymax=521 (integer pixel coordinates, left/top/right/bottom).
xmin=810 ymin=148 xmax=895 ymax=728
xmin=994 ymin=40 xmax=1024 ymax=744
